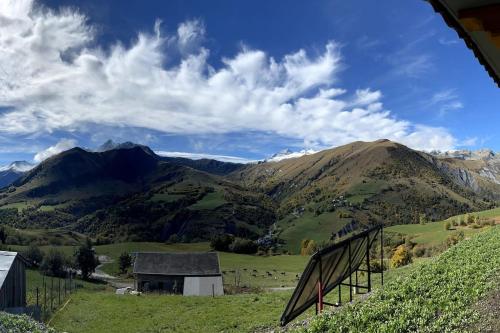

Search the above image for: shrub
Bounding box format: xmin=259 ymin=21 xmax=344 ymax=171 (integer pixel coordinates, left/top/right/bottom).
xmin=210 ymin=234 xmax=234 ymax=251
xmin=452 ymin=219 xmax=458 ymax=227
xmin=459 ymin=217 xmax=466 ymax=226
xmin=445 ymin=231 xmax=464 ymax=248
xmin=390 ymin=245 xmax=412 ymax=268
xmin=230 ymin=239 xmax=258 ymax=254
xmin=23 ymin=244 xmax=44 ymax=267
xmin=40 ymin=249 xmax=67 ymax=277
xmin=300 ymin=239 xmax=318 ymax=256
xmin=444 ymin=221 xmax=451 ymax=230
xmin=419 ymin=213 xmax=427 ymax=225
xmin=412 ymin=244 xmax=426 ymax=258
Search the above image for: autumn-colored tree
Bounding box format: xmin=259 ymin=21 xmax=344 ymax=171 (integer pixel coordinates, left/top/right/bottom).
xmin=390 ymin=245 xmax=412 ymax=268
xmin=300 ymin=239 xmax=317 ymax=256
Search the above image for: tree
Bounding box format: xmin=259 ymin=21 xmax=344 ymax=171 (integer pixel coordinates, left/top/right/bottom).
xmin=0 ymin=227 xmax=6 ymax=244
xmin=419 ymin=213 xmax=427 ymax=225
xmin=390 ymin=245 xmax=412 ymax=268
xmin=210 ymin=234 xmax=234 ymax=252
xmin=118 ymin=252 xmax=132 ymax=274
xmin=74 ymin=238 xmax=99 ymax=280
xmin=23 ymin=244 xmax=44 ymax=267
xmin=40 ymin=249 xmax=66 ymax=277
xmin=300 ymin=239 xmax=317 ymax=256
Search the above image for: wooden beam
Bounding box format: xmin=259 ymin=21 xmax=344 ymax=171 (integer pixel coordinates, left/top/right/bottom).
xmin=459 ymin=4 xmax=500 ymax=34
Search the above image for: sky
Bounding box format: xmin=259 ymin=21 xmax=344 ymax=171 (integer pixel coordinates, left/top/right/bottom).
xmin=0 ymin=0 xmax=498 ymax=165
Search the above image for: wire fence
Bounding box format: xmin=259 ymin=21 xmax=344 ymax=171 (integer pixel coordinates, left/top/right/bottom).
xmin=26 ymin=272 xmax=83 ymax=321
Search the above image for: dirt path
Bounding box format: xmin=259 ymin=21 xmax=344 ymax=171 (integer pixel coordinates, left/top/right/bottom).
xmin=91 ymin=255 xmax=134 ymax=289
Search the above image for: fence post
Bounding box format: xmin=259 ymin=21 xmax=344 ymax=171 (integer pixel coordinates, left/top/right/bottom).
xmin=43 ymin=277 xmax=46 ymax=315
xmin=51 ymin=277 xmax=54 ymax=310
xmin=58 ymin=278 xmax=61 ymax=305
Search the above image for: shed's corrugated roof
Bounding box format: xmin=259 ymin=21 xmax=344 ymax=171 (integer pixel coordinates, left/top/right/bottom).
xmin=0 ymin=251 xmax=18 ymax=290
xmin=133 ymin=252 xmax=221 ymax=276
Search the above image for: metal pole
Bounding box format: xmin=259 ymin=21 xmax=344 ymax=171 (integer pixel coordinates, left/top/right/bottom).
xmin=318 ymin=257 xmax=323 ymax=313
xmin=51 ymin=277 xmax=54 ymax=310
xmin=58 ymin=278 xmax=61 ymax=305
xmin=349 ymin=240 xmax=352 ymax=302
xmin=380 ymin=226 xmax=384 ymax=286
xmin=367 ymin=233 xmax=371 ymax=292
xmin=338 ymin=284 xmax=341 ymax=305
xmin=43 ymin=277 xmax=46 ymax=314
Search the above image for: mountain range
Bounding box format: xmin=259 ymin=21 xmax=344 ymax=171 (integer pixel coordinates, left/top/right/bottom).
xmin=0 ymin=140 xmax=498 ymax=252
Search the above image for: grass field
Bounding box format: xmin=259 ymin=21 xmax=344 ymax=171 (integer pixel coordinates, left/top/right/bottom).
xmin=48 ymin=254 xmax=414 ymax=333
xmin=385 ymin=208 xmax=500 ymax=245
xmin=95 ymin=242 xmax=308 ymax=288
xmin=0 ymin=201 xmax=32 ymax=212
xmin=278 ymin=212 xmax=350 ymax=254
xmin=149 ymin=193 xmax=185 ymax=203
xmin=188 ymin=191 xmax=226 ymax=210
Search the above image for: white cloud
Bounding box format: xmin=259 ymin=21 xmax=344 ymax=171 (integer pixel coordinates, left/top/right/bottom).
xmin=0 ymin=0 xmax=458 ymax=152
xmin=33 ymin=138 xmax=77 ymax=163
xmin=428 ymin=89 xmax=464 ymax=116
xmin=438 ymin=38 xmax=459 ymax=46
xmin=156 ymin=151 xmax=256 ymax=164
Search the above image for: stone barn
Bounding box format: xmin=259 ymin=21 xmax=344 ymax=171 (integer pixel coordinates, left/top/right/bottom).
xmin=133 ymin=252 xmax=224 ymax=296
xmin=0 ymin=251 xmax=28 ymax=310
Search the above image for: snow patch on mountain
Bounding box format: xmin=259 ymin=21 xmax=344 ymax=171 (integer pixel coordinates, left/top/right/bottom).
xmin=266 ymin=149 xmax=318 ymax=162
xmin=0 ymin=161 xmax=35 ymax=173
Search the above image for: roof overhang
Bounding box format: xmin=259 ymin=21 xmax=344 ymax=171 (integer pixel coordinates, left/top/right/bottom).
xmin=428 ymin=0 xmax=500 ymax=87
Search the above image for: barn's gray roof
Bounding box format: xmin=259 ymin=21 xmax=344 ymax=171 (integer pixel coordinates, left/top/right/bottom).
xmin=133 ymin=252 xmax=221 ymax=276
xmin=0 ymin=251 xmax=20 ymax=290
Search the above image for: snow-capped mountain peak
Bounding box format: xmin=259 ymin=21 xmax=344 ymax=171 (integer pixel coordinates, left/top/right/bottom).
xmin=266 ymin=149 xmax=317 ymax=162
xmin=0 ymin=160 xmax=35 ymax=173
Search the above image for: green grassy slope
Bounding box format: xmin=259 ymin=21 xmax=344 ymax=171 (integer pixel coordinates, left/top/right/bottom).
xmin=297 ymin=226 xmax=500 ymax=333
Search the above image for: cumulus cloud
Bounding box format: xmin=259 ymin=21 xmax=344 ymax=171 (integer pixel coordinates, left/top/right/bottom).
xmin=0 ymin=0 xmax=457 ymax=151
xmin=33 ymin=138 xmax=77 ymax=163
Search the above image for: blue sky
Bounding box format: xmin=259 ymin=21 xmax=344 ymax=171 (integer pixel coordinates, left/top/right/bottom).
xmin=0 ymin=0 xmax=498 ymax=165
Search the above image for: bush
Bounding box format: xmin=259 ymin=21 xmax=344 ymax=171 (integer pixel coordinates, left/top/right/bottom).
xmin=452 ymin=219 xmax=458 ymax=227
xmin=459 ymin=217 xmax=466 ymax=226
xmin=444 ymin=221 xmax=451 ymax=230
xmin=412 ymin=244 xmax=426 ymax=258
xmin=445 ymin=231 xmax=464 ymax=248
xmin=230 ymin=239 xmax=258 ymax=254
xmin=300 ymin=239 xmax=318 ymax=256
xmin=210 ymin=234 xmax=234 ymax=251
xmin=23 ymin=244 xmax=44 ymax=267
xmin=40 ymin=249 xmax=67 ymax=277
xmin=390 ymin=245 xmax=412 ymax=268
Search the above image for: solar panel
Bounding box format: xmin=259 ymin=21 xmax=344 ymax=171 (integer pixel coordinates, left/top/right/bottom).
xmin=280 ymin=226 xmax=382 ymax=326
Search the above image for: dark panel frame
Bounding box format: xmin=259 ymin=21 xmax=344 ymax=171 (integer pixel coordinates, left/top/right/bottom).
xmin=280 ymin=225 xmax=383 ymax=326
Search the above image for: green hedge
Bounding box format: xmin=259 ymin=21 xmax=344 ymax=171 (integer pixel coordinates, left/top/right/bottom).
xmin=0 ymin=312 xmax=56 ymax=333
xmin=299 ymin=226 xmax=499 ymax=333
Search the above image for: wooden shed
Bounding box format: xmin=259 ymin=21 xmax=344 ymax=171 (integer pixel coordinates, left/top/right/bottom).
xmin=133 ymin=252 xmax=224 ymax=296
xmin=0 ymin=251 xmax=28 ymax=310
